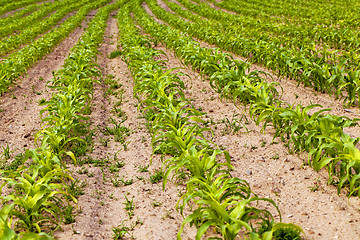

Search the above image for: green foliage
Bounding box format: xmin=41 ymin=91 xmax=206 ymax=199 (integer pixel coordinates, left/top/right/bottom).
xmin=272 ymin=223 xmax=303 ymax=240
xmin=137 ymin=0 xmax=360 ymax=199
xmin=116 ymin=4 xmax=285 ymax=239
xmin=0 ymin=1 xmax=126 ymax=236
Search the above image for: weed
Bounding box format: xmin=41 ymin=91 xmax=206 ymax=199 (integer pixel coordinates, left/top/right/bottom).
xmin=308 ymin=177 xmax=321 ymax=192
xmin=220 ymin=113 xmax=248 ymax=134
xmin=110 ymin=160 xmax=125 ymax=173
xmin=122 ymin=141 xmax=131 ymax=151
xmin=104 ymin=117 xmax=131 ymax=144
xmin=0 ymin=152 xmax=23 ymax=171
xmin=111 ymin=174 xmax=133 ymax=187
xmin=137 ymin=164 xmax=149 ymax=172
xmin=123 ymin=195 xmax=135 ymax=219
xmin=99 ymin=138 xmax=110 ymax=147
xmin=251 ymin=145 xmax=258 ymax=150
xmin=162 ymin=209 xmax=174 ymax=220
xmin=1 ymin=144 xmax=11 ymax=160
xmin=112 ymin=220 xmax=131 ymax=240
xmin=77 ymin=167 xmax=88 ymax=175
xmin=101 ymin=167 xmax=107 ymax=182
xmin=150 ymin=169 xmax=163 ymax=184
xmin=140 ymin=136 xmax=147 ymax=143
xmin=152 ymin=200 xmax=162 ymax=207
xmin=68 ymin=179 xmax=87 ymax=198
xmin=63 ymin=205 xmax=76 ymax=224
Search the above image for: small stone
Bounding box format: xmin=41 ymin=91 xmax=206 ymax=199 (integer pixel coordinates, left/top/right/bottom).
xmin=287 ymin=214 xmax=293 ymax=218
xmin=245 ymin=169 xmax=252 ymax=175
xmin=272 ymin=188 xmax=281 ymax=194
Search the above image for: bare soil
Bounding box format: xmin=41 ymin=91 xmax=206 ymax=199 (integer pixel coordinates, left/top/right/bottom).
xmin=1 ymin=1 xmax=360 ymax=240
xmin=0 ymin=13 xmax=91 ymax=158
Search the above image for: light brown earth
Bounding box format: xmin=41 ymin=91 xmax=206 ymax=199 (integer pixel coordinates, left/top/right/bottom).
xmin=0 ymin=1 xmax=359 ymax=240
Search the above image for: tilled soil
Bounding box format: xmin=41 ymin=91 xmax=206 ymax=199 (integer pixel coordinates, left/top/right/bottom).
xmin=151 ymin=43 xmax=360 ymax=240
xmin=0 ymin=13 xmax=92 ymax=156
xmin=1 ymin=1 xmax=360 ymax=240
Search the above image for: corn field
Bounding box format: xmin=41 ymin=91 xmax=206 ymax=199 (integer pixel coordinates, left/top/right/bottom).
xmin=0 ymin=0 xmax=359 ymax=239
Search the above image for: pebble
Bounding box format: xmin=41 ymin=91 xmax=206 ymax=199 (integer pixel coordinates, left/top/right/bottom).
xmin=287 ymin=214 xmax=293 ymax=218
xmin=245 ymin=169 xmax=253 ymax=175
xmin=272 ymin=188 xmax=281 ymax=194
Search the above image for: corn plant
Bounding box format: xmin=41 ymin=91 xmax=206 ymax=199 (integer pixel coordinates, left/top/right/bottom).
xmin=116 ymin=3 xmax=301 ymax=239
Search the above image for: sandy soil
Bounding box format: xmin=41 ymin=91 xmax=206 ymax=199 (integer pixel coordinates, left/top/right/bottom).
xmin=54 ymin=15 xmax=197 ymax=240
xmin=152 ymin=43 xmax=360 ymax=240
xmin=155 ymin=0 xmax=360 ymax=137
xmin=1 ymin=1 xmax=360 ymax=240
xmin=0 ymin=12 xmax=91 ymax=158
xmin=140 ymin=2 xmax=360 ymax=239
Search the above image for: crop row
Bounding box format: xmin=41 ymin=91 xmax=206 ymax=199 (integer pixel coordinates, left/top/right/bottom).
xmin=213 ymin=0 xmax=360 ymax=29
xmin=136 ymin=0 xmax=360 ymax=199
xmin=0 ymin=0 xmax=112 ymax=96
xmin=0 ymin=1 xmax=123 ymax=238
xmin=158 ymin=0 xmax=360 ymax=108
xmin=0 ymin=1 xmax=64 ymax=37
xmin=0 ymin=2 xmax=41 ymax=27
xmin=117 ymin=2 xmax=304 ymax=240
xmin=0 ymin=0 xmax=92 ymax=56
xmin=0 ymin=0 xmax=44 ymax=16
xmin=0 ymin=0 xmax=68 ymax=38
xmin=183 ymin=0 xmax=360 ymax=53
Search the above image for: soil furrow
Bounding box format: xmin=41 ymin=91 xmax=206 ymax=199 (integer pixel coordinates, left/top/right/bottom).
xmin=55 ymin=14 xmax=197 ymax=240
xmin=152 ymin=42 xmax=360 ymax=240
xmin=0 ymin=13 xmax=92 ymax=157
xmin=153 ymin=0 xmax=360 ymax=122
